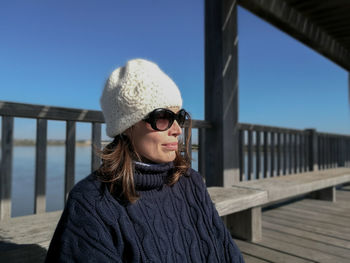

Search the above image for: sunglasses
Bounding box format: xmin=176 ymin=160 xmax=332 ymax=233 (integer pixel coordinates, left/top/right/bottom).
xmin=143 ymin=108 xmax=190 ymax=131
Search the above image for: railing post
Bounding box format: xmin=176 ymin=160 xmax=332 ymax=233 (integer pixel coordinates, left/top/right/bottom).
xmin=338 ymin=137 xmax=345 ymax=167
xmin=205 ymin=0 xmax=239 ymax=186
xmin=91 ymin=122 xmax=101 ymax=172
xmin=34 ymin=118 xmax=47 ymax=214
xmin=65 ymin=120 xmax=76 ymax=202
xmin=198 ymin=128 xmax=206 ymax=178
xmin=305 ymin=129 xmax=318 ymax=171
xmin=0 ymin=116 xmax=14 ymax=220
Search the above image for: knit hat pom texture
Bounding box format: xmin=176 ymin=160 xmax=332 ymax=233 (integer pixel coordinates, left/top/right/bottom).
xmin=100 ymin=59 xmax=183 ymax=138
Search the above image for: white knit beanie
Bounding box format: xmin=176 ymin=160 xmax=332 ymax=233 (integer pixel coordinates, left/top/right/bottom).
xmin=100 ymin=59 xmax=183 ymax=138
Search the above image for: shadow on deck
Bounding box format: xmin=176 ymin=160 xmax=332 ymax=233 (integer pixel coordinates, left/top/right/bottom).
xmin=1 ymin=185 xmax=350 ymax=263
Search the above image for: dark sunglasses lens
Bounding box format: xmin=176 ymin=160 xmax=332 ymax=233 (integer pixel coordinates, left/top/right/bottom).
xmin=154 ymin=110 xmax=173 ymax=131
xmin=176 ymin=110 xmax=187 ymax=127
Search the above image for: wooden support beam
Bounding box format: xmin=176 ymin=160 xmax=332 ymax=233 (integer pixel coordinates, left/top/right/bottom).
xmin=205 ymin=0 xmax=239 ymax=186
xmin=225 ymin=207 xmax=262 ymax=242
xmin=91 ymin=122 xmax=101 ymax=172
xmin=238 ymin=0 xmax=350 ymax=71
xmin=308 ymin=186 xmax=336 ymax=202
xmin=306 ymin=129 xmax=318 ymax=171
xmin=65 ymin=121 xmax=76 ymax=202
xmin=34 ymin=119 xmax=47 ymax=214
xmin=0 ymin=117 xmax=14 ymax=220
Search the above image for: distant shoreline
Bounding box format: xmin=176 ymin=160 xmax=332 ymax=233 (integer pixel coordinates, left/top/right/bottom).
xmin=6 ymin=139 xmax=199 ymax=149
xmin=8 ymin=139 xmax=107 ymax=147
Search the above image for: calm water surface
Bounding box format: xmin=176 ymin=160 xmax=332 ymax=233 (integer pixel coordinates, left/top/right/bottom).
xmin=10 ymin=145 xmax=297 ymax=217
xmin=11 ymin=146 xmax=199 ymax=217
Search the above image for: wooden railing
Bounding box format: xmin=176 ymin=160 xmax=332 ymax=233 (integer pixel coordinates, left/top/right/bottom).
xmin=238 ymin=124 xmax=350 ymax=181
xmin=1 ymin=100 xmax=349 ymax=220
xmin=0 ymin=101 xmax=210 ymax=220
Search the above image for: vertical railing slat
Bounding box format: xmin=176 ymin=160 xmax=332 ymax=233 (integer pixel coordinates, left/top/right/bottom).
xmin=283 ymin=133 xmax=287 ymax=175
xmin=270 ymin=132 xmax=274 ymax=177
xmin=185 ymin=127 xmax=192 ymax=168
xmin=304 ymin=133 xmax=309 ymax=172
xmin=91 ymin=123 xmax=101 ymax=172
xmin=288 ymin=133 xmax=292 ymax=174
xmin=294 ymin=133 xmax=298 ymax=173
xmin=263 ymin=131 xmax=268 ymax=178
xmin=0 ymin=116 xmax=14 ymax=220
xmin=65 ymin=120 xmax=76 ymax=201
xmin=277 ymin=132 xmax=281 ymax=176
xmin=248 ymin=130 xmax=252 ymax=180
xmin=256 ymin=131 xmax=261 ymax=180
xmin=239 ymin=129 xmax=244 ymax=181
xmin=198 ymin=128 xmax=206 ymax=178
xmin=34 ymin=118 xmax=47 ymax=214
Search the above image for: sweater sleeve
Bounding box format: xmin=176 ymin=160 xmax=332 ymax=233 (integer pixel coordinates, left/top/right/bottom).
xmin=45 ymin=190 xmax=123 ymax=263
xmin=189 ymin=169 xmax=245 ymax=263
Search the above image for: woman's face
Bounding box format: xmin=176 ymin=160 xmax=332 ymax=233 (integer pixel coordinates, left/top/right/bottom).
xmin=126 ymin=107 xmax=182 ymax=163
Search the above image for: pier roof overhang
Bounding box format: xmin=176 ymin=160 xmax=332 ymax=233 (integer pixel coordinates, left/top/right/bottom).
xmin=238 ymin=0 xmax=350 ymax=72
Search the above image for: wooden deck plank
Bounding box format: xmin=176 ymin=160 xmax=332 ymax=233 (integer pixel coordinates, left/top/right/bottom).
xmin=260 ymin=234 xmax=348 ymax=263
xmin=241 ymin=252 xmax=271 ymax=263
xmin=263 ymin=213 xmax=350 ymax=241
xmin=263 ymin=220 xmax=350 ymax=249
xmin=273 ymin=205 xmax=350 ymax=227
xmin=235 ymin=239 xmax=313 ymax=263
xmin=264 ymin=207 xmax=350 ymax=229
xmin=262 ymin=229 xmax=350 ymax=262
xmin=287 ymin=199 xmax=350 ymax=217
xmin=1 ymin=186 xmax=350 ymax=262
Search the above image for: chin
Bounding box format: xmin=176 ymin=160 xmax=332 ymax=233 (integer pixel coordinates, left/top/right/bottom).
xmin=161 ymin=152 xmax=176 ymax=163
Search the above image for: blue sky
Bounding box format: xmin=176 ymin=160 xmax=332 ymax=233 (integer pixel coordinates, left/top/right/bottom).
xmin=1 ymin=0 xmax=349 ymax=141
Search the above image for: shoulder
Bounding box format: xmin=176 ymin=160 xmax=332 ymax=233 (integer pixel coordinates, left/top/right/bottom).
xmin=68 ymin=172 xmax=104 ymax=204
xmin=184 ymin=168 xmax=206 ymax=187
xmin=62 ymin=172 xmax=123 ymax=229
xmin=178 ymin=168 xmax=209 ymax=199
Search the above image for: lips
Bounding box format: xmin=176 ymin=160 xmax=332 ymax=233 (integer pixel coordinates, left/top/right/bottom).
xmin=162 ymin=142 xmax=178 ymax=150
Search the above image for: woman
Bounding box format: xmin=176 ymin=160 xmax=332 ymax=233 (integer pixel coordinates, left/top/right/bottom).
xmin=45 ymin=59 xmax=244 ymax=262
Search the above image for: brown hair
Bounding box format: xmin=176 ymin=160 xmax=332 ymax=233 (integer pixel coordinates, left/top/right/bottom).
xmin=96 ymin=119 xmax=192 ymax=203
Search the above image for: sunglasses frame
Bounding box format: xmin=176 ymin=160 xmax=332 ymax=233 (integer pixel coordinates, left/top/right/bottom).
xmin=143 ymin=108 xmax=189 ymax=131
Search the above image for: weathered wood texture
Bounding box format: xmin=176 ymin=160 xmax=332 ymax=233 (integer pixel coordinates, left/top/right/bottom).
xmin=208 ymin=186 xmax=267 ymax=216
xmin=64 ymin=121 xmax=76 ymax=201
xmin=205 ymin=0 xmax=240 ymax=186
xmin=34 ymin=119 xmax=47 ymax=214
xmin=238 ymin=167 xmax=350 ymax=203
xmin=0 ymin=117 xmax=14 ymax=220
xmin=237 ymin=0 xmax=350 ymax=72
xmin=2 ymin=186 xmax=350 ymax=262
xmin=239 ymin=123 xmax=350 ymax=182
xmin=91 ymin=122 xmax=101 ymax=172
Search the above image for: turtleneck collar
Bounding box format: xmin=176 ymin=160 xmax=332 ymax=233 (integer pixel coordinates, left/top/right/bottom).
xmin=133 ymin=161 xmax=174 ymax=191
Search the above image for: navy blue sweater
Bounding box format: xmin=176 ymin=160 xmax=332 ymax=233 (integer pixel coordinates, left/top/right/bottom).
xmin=46 ymin=162 xmax=244 ymax=262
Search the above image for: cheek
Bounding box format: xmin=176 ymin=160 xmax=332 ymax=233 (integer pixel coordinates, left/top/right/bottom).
xmin=134 ymin=133 xmax=176 ymax=162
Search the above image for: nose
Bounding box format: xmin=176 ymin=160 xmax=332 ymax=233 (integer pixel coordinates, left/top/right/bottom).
xmin=168 ymin=120 xmax=182 ymax=136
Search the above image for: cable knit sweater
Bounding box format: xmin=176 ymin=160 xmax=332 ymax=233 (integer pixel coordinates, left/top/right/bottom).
xmin=45 ymin=162 xmax=244 ymax=263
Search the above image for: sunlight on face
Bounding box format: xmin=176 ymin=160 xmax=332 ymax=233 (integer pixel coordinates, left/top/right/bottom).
xmin=126 ymin=107 xmax=182 ymax=163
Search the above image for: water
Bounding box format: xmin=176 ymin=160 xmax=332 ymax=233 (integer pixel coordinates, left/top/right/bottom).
xmin=10 ymin=146 xmax=198 ymax=217
xmin=9 ymin=146 xmax=305 ymax=217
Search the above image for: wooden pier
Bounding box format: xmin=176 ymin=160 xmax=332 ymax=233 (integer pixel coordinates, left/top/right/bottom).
xmin=1 ymin=185 xmax=349 ymax=262
xmin=1 ymin=0 xmax=350 ymax=261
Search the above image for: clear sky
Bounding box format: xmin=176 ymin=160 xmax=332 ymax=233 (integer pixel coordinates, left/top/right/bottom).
xmin=1 ymin=0 xmax=349 ymax=141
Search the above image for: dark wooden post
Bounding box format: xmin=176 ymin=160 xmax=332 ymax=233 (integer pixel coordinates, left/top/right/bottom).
xmin=205 ymin=0 xmax=262 ymax=242
xmin=305 ymin=129 xmax=318 ymax=171
xmin=205 ymin=0 xmax=239 ymax=186
xmin=0 ymin=116 xmax=14 ymax=220
xmin=91 ymin=123 xmax=101 ymax=172
xmin=65 ymin=120 xmax=76 ymax=202
xmin=34 ymin=119 xmax=47 ymax=214
xmin=198 ymin=128 xmax=206 ymax=178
